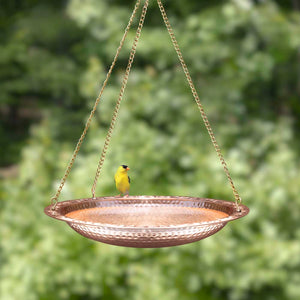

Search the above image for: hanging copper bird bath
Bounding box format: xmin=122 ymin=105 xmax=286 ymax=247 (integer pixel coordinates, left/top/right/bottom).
xmin=45 ymin=0 xmax=249 ymax=248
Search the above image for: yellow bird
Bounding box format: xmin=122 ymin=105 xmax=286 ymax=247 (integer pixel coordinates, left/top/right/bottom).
xmin=114 ymin=165 xmax=130 ymax=196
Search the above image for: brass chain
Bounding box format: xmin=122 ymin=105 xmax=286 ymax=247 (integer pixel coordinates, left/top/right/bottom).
xmin=51 ymin=0 xmax=241 ymax=211
xmin=156 ymin=0 xmax=242 ymax=211
xmin=50 ymin=0 xmax=142 ymax=209
xmin=91 ymin=0 xmax=149 ymax=198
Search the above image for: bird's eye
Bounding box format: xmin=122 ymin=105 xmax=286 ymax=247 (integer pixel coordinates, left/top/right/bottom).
xmin=122 ymin=165 xmax=128 ymax=169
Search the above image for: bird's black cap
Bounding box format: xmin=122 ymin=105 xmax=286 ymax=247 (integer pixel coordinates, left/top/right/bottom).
xmin=121 ymin=165 xmax=128 ymax=169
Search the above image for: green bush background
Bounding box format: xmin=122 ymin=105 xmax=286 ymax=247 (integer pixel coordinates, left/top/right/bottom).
xmin=1 ymin=0 xmax=300 ymax=299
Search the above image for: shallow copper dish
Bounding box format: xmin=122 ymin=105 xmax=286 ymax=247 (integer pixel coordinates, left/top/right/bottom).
xmin=44 ymin=196 xmax=249 ymax=248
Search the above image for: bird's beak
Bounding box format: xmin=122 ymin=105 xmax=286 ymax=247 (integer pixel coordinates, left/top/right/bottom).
xmin=126 ymin=167 xmax=130 ymax=170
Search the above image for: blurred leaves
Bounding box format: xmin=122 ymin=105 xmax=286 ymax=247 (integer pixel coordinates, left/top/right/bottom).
xmin=1 ymin=0 xmax=300 ymax=299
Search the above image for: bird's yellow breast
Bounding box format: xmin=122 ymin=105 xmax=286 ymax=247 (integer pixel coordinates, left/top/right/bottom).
xmin=114 ymin=172 xmax=130 ymax=194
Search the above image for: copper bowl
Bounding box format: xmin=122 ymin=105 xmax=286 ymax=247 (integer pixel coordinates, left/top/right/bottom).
xmin=44 ymin=196 xmax=249 ymax=248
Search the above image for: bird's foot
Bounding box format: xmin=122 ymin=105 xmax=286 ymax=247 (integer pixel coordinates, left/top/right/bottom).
xmin=124 ymin=194 xmax=129 ymax=198
xmin=116 ymin=194 xmax=121 ymax=197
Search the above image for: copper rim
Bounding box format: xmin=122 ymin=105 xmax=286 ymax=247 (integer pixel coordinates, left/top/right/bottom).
xmin=45 ymin=196 xmax=249 ymax=227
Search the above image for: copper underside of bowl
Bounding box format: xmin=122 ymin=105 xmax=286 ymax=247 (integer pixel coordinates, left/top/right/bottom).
xmin=44 ymin=196 xmax=249 ymax=248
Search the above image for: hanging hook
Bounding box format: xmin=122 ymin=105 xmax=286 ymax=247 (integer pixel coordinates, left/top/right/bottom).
xmin=51 ymin=196 xmax=58 ymax=211
xmin=92 ymin=188 xmax=96 ymax=199
xmin=235 ymin=196 xmax=242 ymax=212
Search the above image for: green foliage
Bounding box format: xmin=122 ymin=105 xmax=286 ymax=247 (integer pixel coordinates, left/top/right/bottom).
xmin=0 ymin=1 xmax=87 ymax=165
xmin=1 ymin=0 xmax=300 ymax=299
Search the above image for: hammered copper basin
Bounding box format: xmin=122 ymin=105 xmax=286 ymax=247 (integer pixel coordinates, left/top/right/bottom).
xmin=44 ymin=196 xmax=249 ymax=248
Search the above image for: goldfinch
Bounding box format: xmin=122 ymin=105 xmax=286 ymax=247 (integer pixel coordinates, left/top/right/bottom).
xmin=114 ymin=165 xmax=130 ymax=196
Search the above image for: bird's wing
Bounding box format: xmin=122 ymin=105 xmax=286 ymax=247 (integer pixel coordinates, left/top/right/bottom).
xmin=128 ymin=175 xmax=131 ymax=183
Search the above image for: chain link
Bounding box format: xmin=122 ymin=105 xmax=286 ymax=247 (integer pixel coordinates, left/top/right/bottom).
xmin=50 ymin=0 xmax=142 ymax=209
xmin=91 ymin=0 xmax=149 ymax=198
xmin=156 ymin=0 xmax=242 ymax=211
